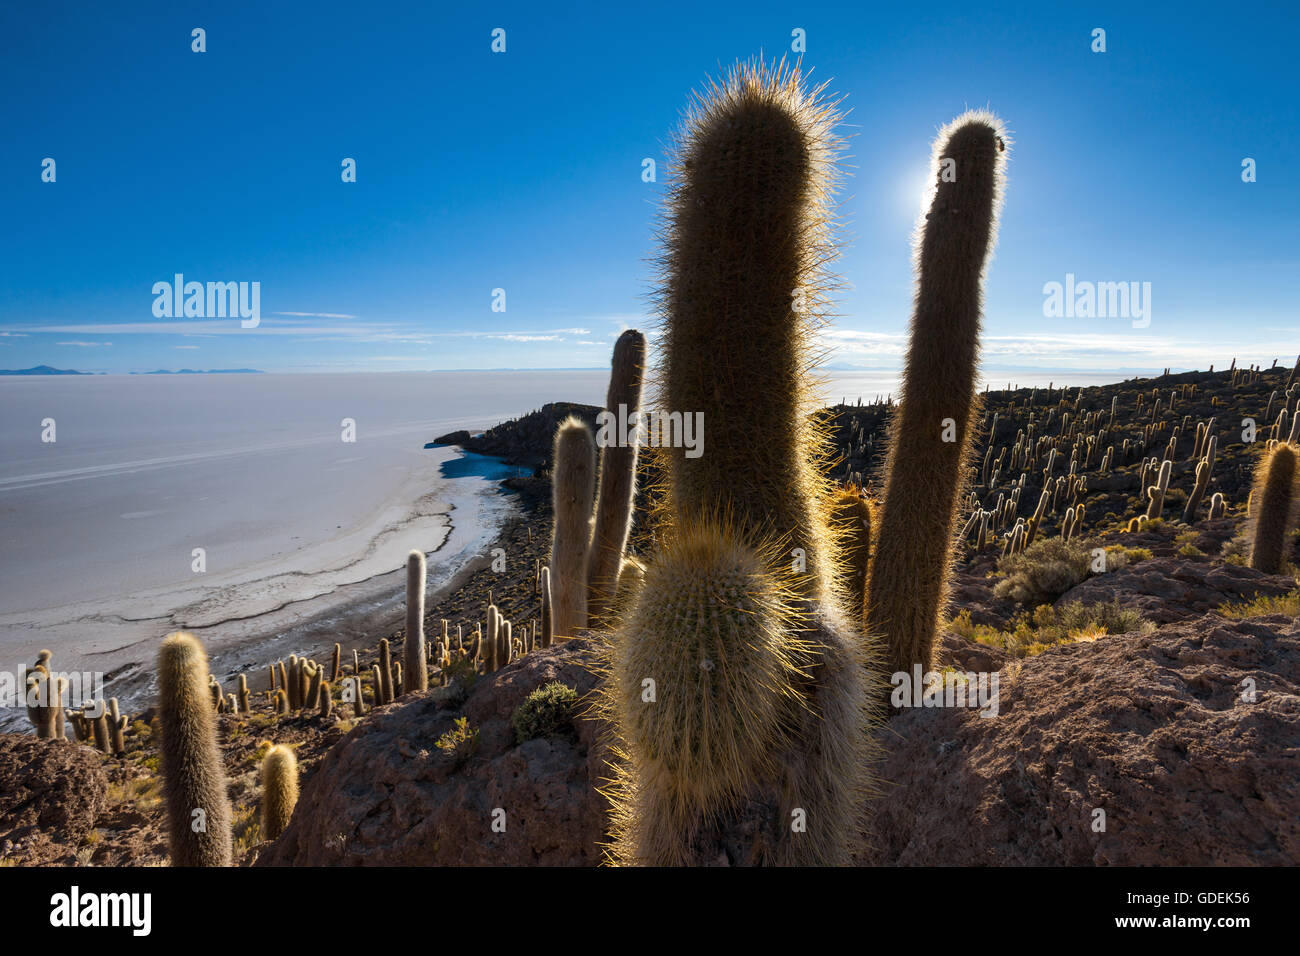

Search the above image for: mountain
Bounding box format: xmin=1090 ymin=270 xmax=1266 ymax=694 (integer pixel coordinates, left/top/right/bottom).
xmin=0 ymin=365 xmax=89 ymax=375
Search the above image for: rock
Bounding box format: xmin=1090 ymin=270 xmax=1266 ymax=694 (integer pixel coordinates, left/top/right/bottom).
xmin=867 ymin=613 xmax=1300 ymax=865
xmin=0 ymin=735 xmax=109 ymax=845
xmin=936 ymin=630 xmax=1005 ymax=674
xmin=1055 ymin=557 xmax=1295 ymax=623
xmin=430 ymin=429 xmax=471 ymax=446
xmin=435 ymin=402 xmax=602 ymax=471
xmin=259 ymin=639 xmax=609 ymax=866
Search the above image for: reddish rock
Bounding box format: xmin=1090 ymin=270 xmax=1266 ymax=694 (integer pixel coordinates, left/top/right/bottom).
xmin=259 ymin=639 xmax=610 ymax=866
xmin=0 ymin=735 xmax=109 ymax=848
xmin=1054 ymin=556 xmax=1295 ymax=623
xmin=867 ymin=613 xmax=1300 ymax=865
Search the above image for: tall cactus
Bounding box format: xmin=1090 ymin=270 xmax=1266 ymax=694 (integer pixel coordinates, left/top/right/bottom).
xmin=156 ymin=632 xmax=232 ymax=867
xmin=1249 ymin=443 xmax=1298 ymax=574
xmin=403 ymin=549 xmax=429 ymax=693
xmin=539 ymin=566 xmax=554 ymax=649
xmin=588 ymin=330 xmax=647 ymax=622
xmin=1183 ymin=459 xmax=1210 ymax=522
xmin=377 ymin=638 xmax=394 ymax=704
xmin=830 ymin=487 xmax=873 ymax=615
xmin=864 ymin=111 xmax=1008 ymax=687
xmin=260 ymin=744 xmax=299 ymax=841
xmin=1145 ymin=459 xmax=1172 ymax=520
xmin=605 ymin=60 xmax=870 ymax=867
xmin=549 ymin=418 xmax=596 ymax=637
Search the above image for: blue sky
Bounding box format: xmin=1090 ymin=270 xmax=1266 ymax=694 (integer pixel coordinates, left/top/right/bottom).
xmin=1 ymin=0 xmax=1295 ymax=375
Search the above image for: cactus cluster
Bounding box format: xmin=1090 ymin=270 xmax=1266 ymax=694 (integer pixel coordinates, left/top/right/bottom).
xmin=603 ymin=60 xmax=873 ymax=866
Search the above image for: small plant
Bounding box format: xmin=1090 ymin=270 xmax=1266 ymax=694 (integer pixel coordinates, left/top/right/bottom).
xmin=1219 ymin=589 xmax=1300 ymax=619
xmin=435 ymin=717 xmax=479 ymax=761
xmin=993 ymin=537 xmax=1095 ymax=604
xmin=512 ymin=681 xmax=579 ymax=744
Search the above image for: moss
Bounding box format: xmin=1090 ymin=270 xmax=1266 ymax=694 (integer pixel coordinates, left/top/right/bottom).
xmin=512 ymin=681 xmax=578 ymax=744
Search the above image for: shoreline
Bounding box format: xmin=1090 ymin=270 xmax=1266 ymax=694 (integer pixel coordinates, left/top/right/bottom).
xmin=0 ymin=451 xmax=525 ymax=729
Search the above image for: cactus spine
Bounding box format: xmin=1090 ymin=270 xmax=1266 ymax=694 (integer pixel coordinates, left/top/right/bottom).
xmin=865 ymin=110 xmax=1008 ymax=687
xmin=588 ymin=329 xmax=647 ymax=622
xmin=403 ymin=549 xmax=429 ymax=694
xmin=260 ymin=744 xmax=299 ymax=842
xmin=1249 ymin=443 xmax=1298 ymax=574
xmin=157 ymin=632 xmax=232 ymax=866
xmin=549 ymin=417 xmax=596 ymax=638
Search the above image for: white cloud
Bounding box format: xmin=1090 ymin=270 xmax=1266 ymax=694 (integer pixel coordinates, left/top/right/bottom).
xmin=272 ymin=311 xmax=360 ymax=319
xmin=174 ymin=345 xmax=200 ymax=350
xmin=56 ymin=341 xmax=111 ymax=347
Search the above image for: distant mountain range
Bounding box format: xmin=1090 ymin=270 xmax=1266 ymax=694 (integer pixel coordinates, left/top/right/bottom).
xmin=0 ymin=365 xmax=91 ymax=375
xmin=0 ymin=365 xmax=265 ymax=375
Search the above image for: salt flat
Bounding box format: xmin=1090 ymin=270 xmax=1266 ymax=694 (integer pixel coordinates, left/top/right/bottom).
xmin=0 ymin=370 xmax=607 ymax=721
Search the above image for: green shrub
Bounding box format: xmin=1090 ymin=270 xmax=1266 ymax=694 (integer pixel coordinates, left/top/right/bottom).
xmin=435 ymin=716 xmax=479 ymax=762
xmin=993 ymin=537 xmax=1095 ymax=604
xmin=512 ymin=682 xmax=578 ymax=744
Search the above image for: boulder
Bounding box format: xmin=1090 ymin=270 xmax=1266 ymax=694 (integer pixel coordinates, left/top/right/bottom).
xmin=259 ymin=639 xmax=609 ymax=866
xmin=867 ymin=613 xmax=1300 ymax=865
xmin=0 ymin=735 xmax=109 ymax=846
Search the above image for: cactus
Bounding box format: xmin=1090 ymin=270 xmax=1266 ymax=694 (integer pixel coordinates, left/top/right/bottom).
xmin=156 ymin=632 xmax=232 ymax=867
xmin=273 ymin=689 xmax=288 ymax=715
xmin=588 ymin=329 xmax=647 ymax=622
xmin=1183 ymin=459 xmax=1211 ymax=522
xmin=107 ymin=698 xmax=126 ymax=755
xmin=1145 ymin=459 xmax=1172 ymax=520
xmin=829 ymin=486 xmax=872 ymax=615
xmin=53 ymin=679 xmax=67 ymax=741
xmin=304 ymin=662 xmax=323 ymax=711
xmin=539 ymin=566 xmax=554 ymax=649
xmin=550 ymin=417 xmax=596 ymax=637
xmin=403 ymin=550 xmax=429 ymax=694
xmin=370 ymin=664 xmax=383 ymax=707
xmin=237 ymin=674 xmax=250 ymax=715
xmin=260 ymin=744 xmax=299 ymax=842
xmin=93 ymin=710 xmax=111 ymax=753
xmin=319 ymin=681 xmax=333 ymax=718
xmin=864 ymin=110 xmax=1008 ymax=687
xmin=377 ymin=639 xmax=394 ymax=704
xmin=604 ymin=61 xmax=871 ymax=867
xmin=1208 ymin=492 xmax=1226 ymax=520
xmin=1249 ymin=443 xmax=1298 ymax=574
xmin=330 ymin=643 xmax=341 ymax=683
